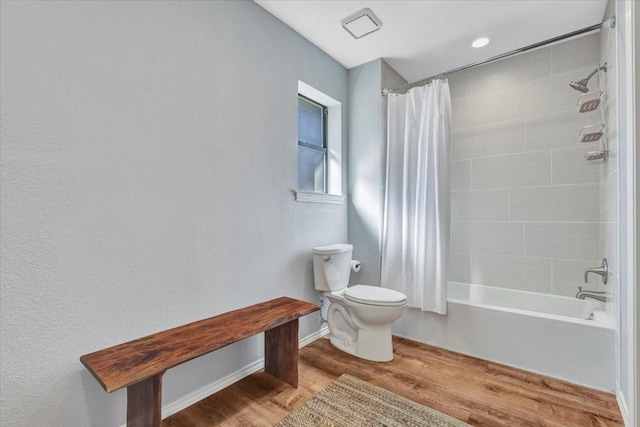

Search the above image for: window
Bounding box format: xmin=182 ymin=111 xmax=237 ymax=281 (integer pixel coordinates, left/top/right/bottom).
xmin=295 ymin=81 xmax=344 ymax=204
xmin=298 ymin=95 xmax=327 ymax=193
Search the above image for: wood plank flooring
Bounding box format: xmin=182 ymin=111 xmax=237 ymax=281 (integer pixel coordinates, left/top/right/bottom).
xmin=163 ymin=336 xmax=623 ymax=427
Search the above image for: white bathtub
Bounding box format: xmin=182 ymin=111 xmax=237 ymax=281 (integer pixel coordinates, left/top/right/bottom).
xmin=392 ymin=282 xmax=616 ymax=391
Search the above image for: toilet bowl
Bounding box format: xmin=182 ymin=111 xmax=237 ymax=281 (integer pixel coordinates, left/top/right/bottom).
xmin=313 ymin=244 xmax=407 ymax=362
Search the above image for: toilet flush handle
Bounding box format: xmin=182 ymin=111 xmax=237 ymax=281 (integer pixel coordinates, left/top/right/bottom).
xmin=324 ymin=256 xmax=333 ymax=262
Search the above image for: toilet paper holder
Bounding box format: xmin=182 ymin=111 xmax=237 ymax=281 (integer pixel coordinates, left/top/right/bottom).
xmin=351 ymin=260 xmax=361 ymax=273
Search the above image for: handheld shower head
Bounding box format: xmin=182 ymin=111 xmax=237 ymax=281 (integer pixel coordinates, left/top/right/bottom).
xmin=569 ymin=64 xmax=607 ymax=93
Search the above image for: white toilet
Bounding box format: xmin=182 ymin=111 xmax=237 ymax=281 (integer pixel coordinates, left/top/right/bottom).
xmin=313 ymin=243 xmax=407 ymax=362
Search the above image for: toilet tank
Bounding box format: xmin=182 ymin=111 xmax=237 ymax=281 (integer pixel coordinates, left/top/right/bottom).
xmin=312 ymin=244 xmax=353 ymax=292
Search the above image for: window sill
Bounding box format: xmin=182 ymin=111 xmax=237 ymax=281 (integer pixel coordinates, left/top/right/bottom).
xmin=294 ymin=190 xmax=345 ymax=205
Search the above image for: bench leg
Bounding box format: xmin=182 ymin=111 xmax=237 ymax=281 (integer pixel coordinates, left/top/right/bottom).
xmin=127 ymin=374 xmax=162 ymax=427
xmin=264 ymin=319 xmax=299 ymax=388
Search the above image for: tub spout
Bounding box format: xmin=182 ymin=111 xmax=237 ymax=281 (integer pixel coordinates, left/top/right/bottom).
xmin=575 ymin=286 xmax=607 ymax=303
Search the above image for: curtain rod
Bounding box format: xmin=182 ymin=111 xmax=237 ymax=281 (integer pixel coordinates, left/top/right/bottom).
xmin=382 ymin=16 xmax=616 ymax=96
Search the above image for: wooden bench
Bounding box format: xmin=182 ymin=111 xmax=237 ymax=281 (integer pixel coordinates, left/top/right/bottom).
xmin=80 ymin=297 xmax=319 ymax=427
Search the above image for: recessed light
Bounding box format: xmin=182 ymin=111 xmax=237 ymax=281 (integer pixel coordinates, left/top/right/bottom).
xmin=470 ymin=36 xmax=493 ymax=48
xmin=341 ymin=8 xmax=382 ymax=39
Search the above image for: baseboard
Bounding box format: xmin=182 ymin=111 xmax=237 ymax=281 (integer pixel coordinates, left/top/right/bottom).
xmin=161 ymin=358 xmax=264 ymax=419
xmin=151 ymin=325 xmax=330 ymax=422
xmin=616 ymin=390 xmax=630 ymax=427
xmin=299 ymin=324 xmax=329 ymax=348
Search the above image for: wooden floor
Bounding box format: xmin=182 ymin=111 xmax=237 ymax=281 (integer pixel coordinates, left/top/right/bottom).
xmin=164 ymin=336 xmax=623 ymax=427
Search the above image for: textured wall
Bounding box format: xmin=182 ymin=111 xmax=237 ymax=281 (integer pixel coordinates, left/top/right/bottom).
xmin=448 ymin=33 xmax=604 ymax=297
xmin=347 ymin=59 xmax=406 ymax=287
xmin=348 ymin=60 xmax=383 ymax=287
xmin=0 ymin=2 xmax=347 ymax=426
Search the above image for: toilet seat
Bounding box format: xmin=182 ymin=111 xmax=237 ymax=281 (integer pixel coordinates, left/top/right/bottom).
xmin=343 ymin=285 xmax=407 ymax=307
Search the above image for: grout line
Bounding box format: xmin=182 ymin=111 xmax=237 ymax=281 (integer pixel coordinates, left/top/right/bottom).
xmin=523 ymin=115 xmax=528 ymax=152
xmin=451 ymin=145 xmax=592 ymax=162
xmin=550 ymin=256 xmax=555 ymax=293
xmin=550 ymin=149 xmax=554 ymax=185
xmin=522 ymin=218 xmax=526 ymax=255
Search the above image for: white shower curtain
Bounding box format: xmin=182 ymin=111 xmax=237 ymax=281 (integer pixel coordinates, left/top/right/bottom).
xmin=381 ymin=79 xmax=451 ymax=314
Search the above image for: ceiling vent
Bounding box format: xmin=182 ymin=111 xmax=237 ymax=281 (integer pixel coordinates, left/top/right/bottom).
xmin=341 ymin=8 xmax=382 ymax=39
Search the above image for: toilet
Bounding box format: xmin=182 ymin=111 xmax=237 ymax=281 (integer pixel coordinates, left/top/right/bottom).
xmin=313 ymin=243 xmax=407 ymax=362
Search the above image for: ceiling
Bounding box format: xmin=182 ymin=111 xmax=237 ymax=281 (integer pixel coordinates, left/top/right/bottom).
xmin=254 ymin=1 xmax=608 ymax=84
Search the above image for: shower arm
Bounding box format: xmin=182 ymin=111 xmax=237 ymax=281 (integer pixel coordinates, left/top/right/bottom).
xmin=588 ymin=64 xmax=608 ymax=81
xmin=582 ymin=68 xmax=599 ymax=82
xmin=579 ymin=64 xmax=608 ymax=87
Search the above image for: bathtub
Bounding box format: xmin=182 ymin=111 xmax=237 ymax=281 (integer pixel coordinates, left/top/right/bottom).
xmin=391 ymin=282 xmax=616 ymax=392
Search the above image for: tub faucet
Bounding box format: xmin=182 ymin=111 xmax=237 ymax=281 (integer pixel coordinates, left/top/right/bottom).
xmin=584 ymin=258 xmax=608 ymax=284
xmin=575 ymin=286 xmax=607 ymax=303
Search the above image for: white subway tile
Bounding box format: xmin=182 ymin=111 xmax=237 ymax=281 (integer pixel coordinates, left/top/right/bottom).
xmin=449 ymin=252 xmax=471 ymax=283
xmin=451 ymin=119 xmax=525 ymax=160
xmin=451 ymin=159 xmax=471 ymax=191
xmin=452 ymin=222 xmax=524 ymax=255
xmin=452 ymin=189 xmax=508 ymax=221
xmin=471 ymin=49 xmax=551 ymax=93
xmin=552 ymin=33 xmax=600 ymax=76
xmin=599 ymin=170 xmax=618 ymax=223
xmin=472 ymin=151 xmax=550 ymax=189
xmin=448 ymin=69 xmax=472 ymax=100
xmin=552 ymin=145 xmax=600 ymax=185
xmin=525 ymin=222 xmax=599 ymax=260
xmin=599 ymin=222 xmax=618 ymax=276
xmin=471 ymin=254 xmax=552 ymax=293
xmin=509 ymin=184 xmax=599 ymax=221
xmin=446 ymin=33 xmax=611 ymax=300
xmin=452 ymin=88 xmax=509 ymax=129
xmin=509 ymin=69 xmax=595 ymax=119
xmin=525 ymin=109 xmax=600 ymax=151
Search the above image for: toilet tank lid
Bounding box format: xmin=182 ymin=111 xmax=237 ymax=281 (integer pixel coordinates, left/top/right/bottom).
xmin=312 ymin=244 xmax=353 ymax=255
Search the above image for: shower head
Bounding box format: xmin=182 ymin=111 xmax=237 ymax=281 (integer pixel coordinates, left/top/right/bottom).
xmin=569 ymin=79 xmax=591 ymax=93
xmin=569 ymin=64 xmax=607 ymax=93
xmin=569 ymin=69 xmax=598 ymax=93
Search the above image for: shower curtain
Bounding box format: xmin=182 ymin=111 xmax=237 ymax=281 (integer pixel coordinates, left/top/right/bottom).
xmin=381 ymin=80 xmax=451 ymax=314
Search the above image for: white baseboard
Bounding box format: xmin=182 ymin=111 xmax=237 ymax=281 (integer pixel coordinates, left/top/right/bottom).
xmin=136 ymin=325 xmax=329 ymax=423
xmin=616 ymin=391 xmax=630 ymax=427
xmin=161 ymin=358 xmax=265 ymax=419
xmin=299 ymin=324 xmax=329 ymax=348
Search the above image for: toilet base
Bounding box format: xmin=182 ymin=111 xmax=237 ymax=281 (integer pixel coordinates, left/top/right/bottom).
xmin=328 ymin=325 xmax=395 ymax=362
xmin=324 ymin=290 xmax=405 ymax=363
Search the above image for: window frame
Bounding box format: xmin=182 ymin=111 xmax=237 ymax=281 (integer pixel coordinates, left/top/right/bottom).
xmin=297 ymin=94 xmax=328 ymax=194
xmin=294 ymin=81 xmax=345 ymax=205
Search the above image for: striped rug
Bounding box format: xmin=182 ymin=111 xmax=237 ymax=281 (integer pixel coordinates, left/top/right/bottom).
xmin=276 ymin=374 xmax=470 ymax=426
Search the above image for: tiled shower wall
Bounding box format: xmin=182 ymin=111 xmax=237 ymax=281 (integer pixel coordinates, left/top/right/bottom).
xmin=448 ymin=32 xmax=606 ymax=296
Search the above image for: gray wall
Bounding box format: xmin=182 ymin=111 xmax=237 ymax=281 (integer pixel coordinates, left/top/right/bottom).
xmin=448 ymin=33 xmax=604 ymax=297
xmin=347 ymin=59 xmax=405 ymax=287
xmin=0 ymin=2 xmax=347 ymax=426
